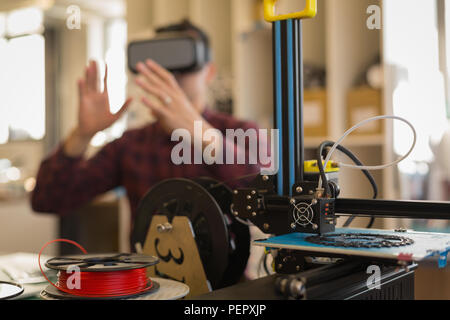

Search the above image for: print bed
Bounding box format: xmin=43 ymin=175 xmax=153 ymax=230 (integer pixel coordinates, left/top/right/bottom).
xmin=254 ymin=228 xmax=450 ymax=267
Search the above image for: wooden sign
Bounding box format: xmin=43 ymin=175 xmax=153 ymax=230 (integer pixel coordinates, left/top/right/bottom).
xmin=143 ymin=215 xmax=210 ymax=298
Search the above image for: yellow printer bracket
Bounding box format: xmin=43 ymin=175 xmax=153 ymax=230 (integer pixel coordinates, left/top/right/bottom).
xmin=304 ymin=160 xmax=340 ymax=174
xmin=264 ymin=0 xmax=317 ymax=22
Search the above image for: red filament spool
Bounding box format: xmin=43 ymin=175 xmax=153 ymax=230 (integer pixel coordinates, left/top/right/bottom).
xmin=39 ymin=242 xmax=159 ymax=300
xmin=56 ymin=268 xmax=153 ymax=298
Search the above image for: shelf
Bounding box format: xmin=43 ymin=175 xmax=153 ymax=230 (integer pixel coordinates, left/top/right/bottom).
xmin=304 ymin=134 xmax=385 ymax=149
xmin=341 ymin=134 xmax=385 ymax=147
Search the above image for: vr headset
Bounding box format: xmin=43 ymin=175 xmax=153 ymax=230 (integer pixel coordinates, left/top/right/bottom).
xmin=128 ymin=31 xmax=211 ymax=74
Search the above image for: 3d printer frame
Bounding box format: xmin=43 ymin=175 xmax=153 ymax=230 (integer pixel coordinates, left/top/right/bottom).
xmin=132 ymin=1 xmax=450 ymax=299
xmin=231 ymin=0 xmax=450 ymax=243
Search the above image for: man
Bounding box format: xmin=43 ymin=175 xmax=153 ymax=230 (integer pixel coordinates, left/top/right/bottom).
xmin=31 ymin=21 xmax=261 ymax=229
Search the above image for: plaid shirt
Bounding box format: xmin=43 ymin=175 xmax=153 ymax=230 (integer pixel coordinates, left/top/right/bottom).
xmin=31 ymin=108 xmax=262 ymax=221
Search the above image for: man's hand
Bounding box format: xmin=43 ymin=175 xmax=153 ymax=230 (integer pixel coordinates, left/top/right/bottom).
xmin=135 ymin=59 xmax=213 ymax=137
xmin=64 ymin=61 xmax=132 ymax=157
xmin=77 ymin=60 xmax=132 ymax=138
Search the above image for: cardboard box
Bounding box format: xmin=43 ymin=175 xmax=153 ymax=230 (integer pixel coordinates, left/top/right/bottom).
xmin=347 ymin=86 xmax=383 ymax=135
xmin=415 ymin=266 xmax=450 ymax=300
xmin=304 ymin=89 xmax=328 ymax=137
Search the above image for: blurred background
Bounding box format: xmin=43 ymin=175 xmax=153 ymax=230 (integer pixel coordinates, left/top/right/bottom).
xmin=0 ymin=0 xmax=449 ymax=298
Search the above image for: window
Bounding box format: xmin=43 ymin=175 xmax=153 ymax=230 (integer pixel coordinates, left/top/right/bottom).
xmin=89 ymin=18 xmax=128 ymax=147
xmin=444 ymin=0 xmax=450 ymax=119
xmin=384 ymin=0 xmax=448 ymax=171
xmin=0 ymin=7 xmax=45 ymax=144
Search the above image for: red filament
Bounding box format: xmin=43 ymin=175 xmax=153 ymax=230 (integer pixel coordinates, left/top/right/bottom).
xmin=57 ymin=268 xmax=152 ymax=298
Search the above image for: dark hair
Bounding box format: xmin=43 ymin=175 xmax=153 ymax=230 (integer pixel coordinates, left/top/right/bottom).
xmin=156 ymin=19 xmax=211 ymax=62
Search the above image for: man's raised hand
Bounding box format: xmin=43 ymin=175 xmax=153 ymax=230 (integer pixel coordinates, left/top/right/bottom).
xmin=77 ymin=60 xmax=132 ymax=138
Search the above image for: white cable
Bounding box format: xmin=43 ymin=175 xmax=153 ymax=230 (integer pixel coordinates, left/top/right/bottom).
xmin=318 ymin=115 xmax=417 ymax=190
xmin=235 ymin=216 xmax=255 ymax=227
xmin=257 ymin=250 xmax=265 ymax=278
xmin=230 ymin=203 xmax=255 ymax=226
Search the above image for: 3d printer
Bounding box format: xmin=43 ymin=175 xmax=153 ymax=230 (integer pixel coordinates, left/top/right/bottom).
xmin=130 ymin=0 xmax=450 ymax=300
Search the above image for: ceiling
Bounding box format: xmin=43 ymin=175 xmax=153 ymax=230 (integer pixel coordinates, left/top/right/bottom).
xmin=0 ymin=0 xmax=54 ymax=12
xmin=0 ymin=0 xmax=125 ymax=18
xmin=54 ymin=0 xmax=125 ymax=18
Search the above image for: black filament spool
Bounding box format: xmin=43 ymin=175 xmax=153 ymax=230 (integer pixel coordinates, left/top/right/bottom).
xmin=45 ymin=253 xmax=159 ymax=272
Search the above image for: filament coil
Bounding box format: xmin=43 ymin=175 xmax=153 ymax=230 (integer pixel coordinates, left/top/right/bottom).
xmin=56 ymin=268 xmax=153 ymax=298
